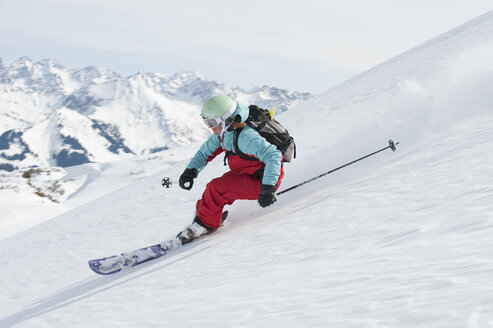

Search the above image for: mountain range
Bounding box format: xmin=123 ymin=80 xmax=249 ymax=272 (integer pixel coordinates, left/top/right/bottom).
xmin=0 ymin=58 xmax=311 ymax=171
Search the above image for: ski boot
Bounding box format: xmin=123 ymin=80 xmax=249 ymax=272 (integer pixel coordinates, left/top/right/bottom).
xmin=177 ymin=211 xmax=229 ymax=245
xmin=177 ymin=221 xmax=208 ymax=245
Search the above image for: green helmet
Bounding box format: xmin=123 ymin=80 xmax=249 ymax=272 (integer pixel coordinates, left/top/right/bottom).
xmin=201 ymin=95 xmax=237 ymax=119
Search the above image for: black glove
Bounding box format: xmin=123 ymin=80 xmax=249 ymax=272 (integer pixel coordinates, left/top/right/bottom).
xmin=179 ymin=168 xmax=198 ymax=190
xmin=258 ymin=184 xmax=277 ymax=208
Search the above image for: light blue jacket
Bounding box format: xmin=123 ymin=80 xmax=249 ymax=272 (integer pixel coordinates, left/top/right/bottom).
xmin=187 ymin=102 xmax=283 ymax=186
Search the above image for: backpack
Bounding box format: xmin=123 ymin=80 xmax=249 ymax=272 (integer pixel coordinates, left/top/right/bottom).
xmin=233 ymin=105 xmax=296 ymax=163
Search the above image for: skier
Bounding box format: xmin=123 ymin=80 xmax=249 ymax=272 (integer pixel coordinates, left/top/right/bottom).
xmin=177 ymin=95 xmax=285 ymax=243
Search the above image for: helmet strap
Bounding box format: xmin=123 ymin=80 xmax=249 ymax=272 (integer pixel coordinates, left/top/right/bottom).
xmin=219 ymin=120 xmax=233 ymax=138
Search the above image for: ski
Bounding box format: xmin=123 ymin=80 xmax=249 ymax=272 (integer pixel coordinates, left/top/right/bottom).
xmin=88 ymin=211 xmax=228 ymax=275
xmin=88 ymin=240 xmax=179 ymax=275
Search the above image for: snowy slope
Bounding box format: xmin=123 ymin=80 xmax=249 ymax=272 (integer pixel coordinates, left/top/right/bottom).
xmin=1 ymin=10 xmax=493 ymax=328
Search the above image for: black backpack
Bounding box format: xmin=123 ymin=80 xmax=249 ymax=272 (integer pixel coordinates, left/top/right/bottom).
xmin=233 ymin=105 xmax=296 ymax=163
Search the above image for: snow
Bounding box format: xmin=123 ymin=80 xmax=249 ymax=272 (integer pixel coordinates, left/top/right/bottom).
xmin=1 ymin=10 xmax=493 ymax=328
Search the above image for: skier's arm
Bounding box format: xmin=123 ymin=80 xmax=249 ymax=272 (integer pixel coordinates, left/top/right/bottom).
xmin=186 ymin=135 xmax=223 ymax=172
xmin=238 ymin=128 xmax=283 ymax=186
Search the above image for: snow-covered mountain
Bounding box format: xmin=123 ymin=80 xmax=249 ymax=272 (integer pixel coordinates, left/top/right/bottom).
xmin=0 ymin=59 xmax=311 ymax=171
xmin=1 ymin=10 xmax=493 ymax=328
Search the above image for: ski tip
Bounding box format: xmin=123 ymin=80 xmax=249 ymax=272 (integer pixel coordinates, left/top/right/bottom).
xmin=88 ymin=260 xmax=104 ymax=275
xmin=88 ymin=259 xmax=121 ymax=275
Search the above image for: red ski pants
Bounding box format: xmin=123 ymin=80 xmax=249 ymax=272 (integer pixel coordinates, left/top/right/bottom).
xmin=196 ymin=168 xmax=284 ymax=230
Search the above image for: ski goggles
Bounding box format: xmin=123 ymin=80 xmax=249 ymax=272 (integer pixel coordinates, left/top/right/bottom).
xmin=202 ymin=100 xmax=237 ymax=128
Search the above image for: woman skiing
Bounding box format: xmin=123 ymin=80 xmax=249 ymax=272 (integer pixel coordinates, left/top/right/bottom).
xmin=177 ymin=94 xmax=284 ymax=243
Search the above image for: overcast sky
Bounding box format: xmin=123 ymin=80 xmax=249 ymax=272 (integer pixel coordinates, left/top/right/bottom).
xmin=0 ymin=0 xmax=491 ymax=93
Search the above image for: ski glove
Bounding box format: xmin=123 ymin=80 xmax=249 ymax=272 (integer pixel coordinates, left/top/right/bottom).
xmin=258 ymin=184 xmax=277 ymax=208
xmin=179 ymin=168 xmax=198 ymax=190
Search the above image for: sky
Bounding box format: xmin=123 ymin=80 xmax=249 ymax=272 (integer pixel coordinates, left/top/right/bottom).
xmin=0 ymin=0 xmax=491 ymax=94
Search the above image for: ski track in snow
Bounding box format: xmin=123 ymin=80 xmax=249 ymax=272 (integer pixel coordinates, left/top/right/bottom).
xmin=2 ymin=10 xmax=493 ymax=328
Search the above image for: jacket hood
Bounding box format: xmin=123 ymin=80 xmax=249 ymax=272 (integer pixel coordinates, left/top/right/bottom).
xmin=233 ymin=101 xmax=249 ymax=123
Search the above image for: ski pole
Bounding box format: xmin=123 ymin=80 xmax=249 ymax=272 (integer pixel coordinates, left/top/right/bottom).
xmin=276 ymin=139 xmax=399 ymax=196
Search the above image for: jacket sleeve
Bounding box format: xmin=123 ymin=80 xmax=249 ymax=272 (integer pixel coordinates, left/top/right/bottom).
xmin=186 ymin=135 xmax=223 ymax=172
xmin=237 ymin=127 xmax=283 ymax=186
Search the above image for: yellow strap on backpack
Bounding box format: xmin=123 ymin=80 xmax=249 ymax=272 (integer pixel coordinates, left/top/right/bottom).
xmin=268 ymin=106 xmax=275 ymax=120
